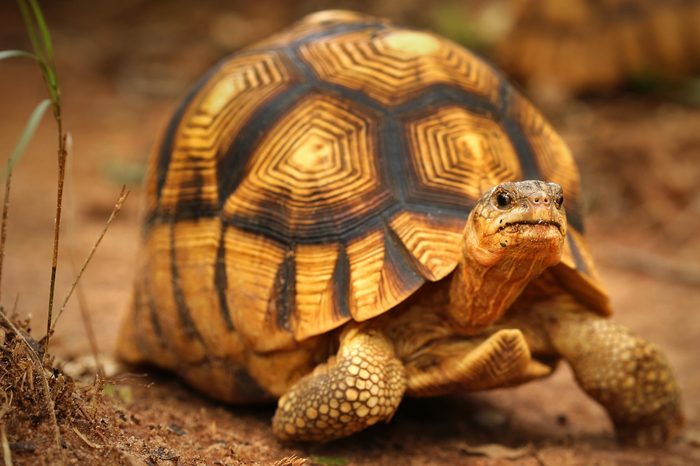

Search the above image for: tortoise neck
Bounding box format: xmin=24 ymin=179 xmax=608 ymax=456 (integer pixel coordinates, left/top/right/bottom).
xmin=447 ymin=242 xmax=555 ymax=335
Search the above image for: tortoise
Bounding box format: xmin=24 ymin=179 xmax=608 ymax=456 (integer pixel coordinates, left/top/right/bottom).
xmin=117 ymin=10 xmax=683 ymax=445
xmin=497 ymin=0 xmax=700 ymax=94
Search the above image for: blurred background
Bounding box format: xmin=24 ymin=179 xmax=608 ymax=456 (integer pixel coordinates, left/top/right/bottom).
xmin=0 ymin=1 xmax=699 ymax=462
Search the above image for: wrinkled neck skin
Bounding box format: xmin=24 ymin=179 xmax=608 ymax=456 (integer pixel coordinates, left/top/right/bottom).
xmin=448 ymin=213 xmax=564 ymax=335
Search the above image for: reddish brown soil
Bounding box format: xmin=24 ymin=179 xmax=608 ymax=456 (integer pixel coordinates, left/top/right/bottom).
xmin=1 ymin=1 xmax=699 ymax=464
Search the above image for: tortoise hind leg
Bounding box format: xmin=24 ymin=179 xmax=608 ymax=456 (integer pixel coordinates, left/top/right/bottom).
xmin=404 ymin=329 xmax=552 ymax=397
xmin=532 ymin=296 xmax=684 ymax=446
xmin=272 ymin=325 xmax=405 ymax=442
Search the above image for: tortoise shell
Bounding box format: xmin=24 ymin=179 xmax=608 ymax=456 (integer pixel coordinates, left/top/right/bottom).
xmin=130 ymin=10 xmax=609 ymax=356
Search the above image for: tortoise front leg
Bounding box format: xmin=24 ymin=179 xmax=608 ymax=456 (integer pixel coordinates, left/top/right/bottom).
xmin=404 ymin=329 xmax=552 ymax=396
xmin=532 ymin=296 xmax=684 ymax=446
xmin=272 ymin=325 xmax=405 ymax=442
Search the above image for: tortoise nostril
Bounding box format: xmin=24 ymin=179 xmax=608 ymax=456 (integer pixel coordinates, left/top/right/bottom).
xmin=530 ymin=193 xmax=550 ymax=205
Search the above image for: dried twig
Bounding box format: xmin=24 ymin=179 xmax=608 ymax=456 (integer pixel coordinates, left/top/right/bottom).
xmin=51 ymin=186 xmax=129 ymax=333
xmin=0 ymin=309 xmax=64 ymax=464
xmin=70 ymin=256 xmax=104 ymax=379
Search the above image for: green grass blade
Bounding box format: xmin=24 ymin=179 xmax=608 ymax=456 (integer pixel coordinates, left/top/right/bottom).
xmin=16 ymin=0 xmax=42 ymax=60
xmin=6 ymin=99 xmax=51 ymax=174
xmin=0 ymin=50 xmax=38 ymax=62
xmin=38 ymin=61 xmax=59 ymax=100
xmin=28 ymin=0 xmax=54 ymax=62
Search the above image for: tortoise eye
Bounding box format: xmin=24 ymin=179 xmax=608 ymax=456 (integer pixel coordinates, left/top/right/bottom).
xmin=495 ymin=191 xmax=512 ymax=209
xmin=555 ymin=194 xmax=564 ymax=208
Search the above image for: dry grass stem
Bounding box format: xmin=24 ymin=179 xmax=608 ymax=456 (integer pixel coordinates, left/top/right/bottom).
xmin=71 ymin=427 xmax=102 ymax=449
xmin=10 ymin=295 xmax=18 ymax=317
xmin=51 ymin=186 xmax=129 ymax=333
xmin=44 ymin=131 xmax=68 ymax=359
xmin=0 ymin=168 xmax=12 ymax=305
xmin=1 ymin=423 xmax=12 ymax=466
xmin=0 ymin=309 xmax=64 ymax=464
xmin=71 ymin=256 xmax=104 ymax=378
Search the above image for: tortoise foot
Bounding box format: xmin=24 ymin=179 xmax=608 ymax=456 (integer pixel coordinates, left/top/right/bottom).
xmin=272 ymin=327 xmax=405 ymax=442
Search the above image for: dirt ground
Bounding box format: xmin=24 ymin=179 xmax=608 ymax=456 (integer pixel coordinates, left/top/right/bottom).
xmin=1 ymin=1 xmax=700 ymax=465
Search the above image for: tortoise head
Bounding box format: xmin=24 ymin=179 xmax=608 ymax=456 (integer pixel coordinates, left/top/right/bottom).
xmin=464 ymin=180 xmax=567 ymax=268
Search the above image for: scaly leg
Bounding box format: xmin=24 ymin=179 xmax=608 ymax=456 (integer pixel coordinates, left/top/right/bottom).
xmin=532 ymin=296 xmax=684 ymax=446
xmin=404 ymin=329 xmax=552 ymax=396
xmin=272 ymin=325 xmax=405 ymax=442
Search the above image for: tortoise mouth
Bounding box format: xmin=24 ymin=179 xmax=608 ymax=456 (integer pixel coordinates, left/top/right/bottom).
xmin=498 ymin=220 xmax=563 ymax=233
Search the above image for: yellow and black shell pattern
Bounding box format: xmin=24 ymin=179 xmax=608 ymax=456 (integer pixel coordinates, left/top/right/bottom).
xmin=122 ymin=11 xmax=609 ymax=356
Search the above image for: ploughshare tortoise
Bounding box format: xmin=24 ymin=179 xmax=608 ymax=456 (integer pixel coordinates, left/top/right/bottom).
xmin=117 ymin=10 xmax=683 ymax=445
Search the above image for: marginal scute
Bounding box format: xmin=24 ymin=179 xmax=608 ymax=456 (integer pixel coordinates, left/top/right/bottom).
xmin=292 ymin=243 xmax=350 ymax=341
xmin=342 ymin=229 xmax=424 ymax=322
xmin=170 ymin=218 xmax=238 ymax=358
xmin=223 ymin=226 xmax=295 ymax=351
xmin=389 ymin=211 xmax=464 ymax=281
xmin=557 ymin=229 xmax=610 ymax=315
xmin=145 ymin=223 xmax=208 ymax=363
xmin=119 ymin=262 xmax=178 ymax=368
